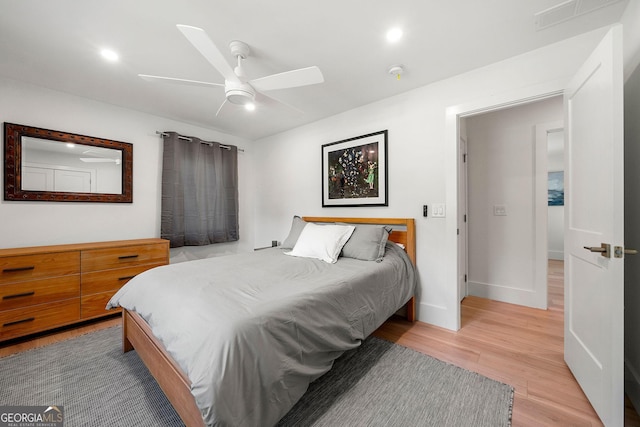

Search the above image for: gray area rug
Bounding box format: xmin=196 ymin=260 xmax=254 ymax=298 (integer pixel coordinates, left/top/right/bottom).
xmin=0 ymin=326 xmax=512 ymax=426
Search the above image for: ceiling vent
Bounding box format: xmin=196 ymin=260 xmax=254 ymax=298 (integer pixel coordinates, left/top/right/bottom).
xmin=534 ymin=0 xmax=622 ymax=30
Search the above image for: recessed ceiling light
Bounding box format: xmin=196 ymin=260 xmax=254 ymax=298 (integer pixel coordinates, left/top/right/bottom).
xmin=386 ymin=28 xmax=403 ymax=43
xmin=100 ymin=49 xmax=119 ymax=62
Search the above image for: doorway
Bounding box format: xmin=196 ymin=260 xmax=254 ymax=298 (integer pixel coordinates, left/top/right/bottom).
xmin=458 ymin=96 xmax=563 ymax=309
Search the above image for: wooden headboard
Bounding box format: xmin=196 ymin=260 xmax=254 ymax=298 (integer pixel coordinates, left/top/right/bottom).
xmin=302 ymin=217 xmax=416 ymax=321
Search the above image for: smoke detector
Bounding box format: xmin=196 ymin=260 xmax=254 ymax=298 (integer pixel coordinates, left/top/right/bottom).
xmin=388 ymin=65 xmax=404 ymax=80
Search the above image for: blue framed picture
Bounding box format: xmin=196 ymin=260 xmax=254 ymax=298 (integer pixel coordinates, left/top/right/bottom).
xmin=548 ymin=171 xmax=564 ymax=206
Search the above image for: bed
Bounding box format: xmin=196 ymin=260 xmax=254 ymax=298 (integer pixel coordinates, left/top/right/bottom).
xmin=108 ymin=217 xmax=416 ymax=427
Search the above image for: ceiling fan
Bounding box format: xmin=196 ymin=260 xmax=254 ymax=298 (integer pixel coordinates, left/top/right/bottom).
xmin=79 ymin=148 xmax=121 ymax=164
xmin=80 ymin=157 xmax=120 ymax=164
xmin=139 ymin=25 xmax=324 ymax=116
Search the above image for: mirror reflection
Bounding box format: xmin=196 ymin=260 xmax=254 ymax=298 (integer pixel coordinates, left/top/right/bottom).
xmin=22 ymin=137 xmax=123 ymax=194
xmin=4 ymin=122 xmax=133 ymax=203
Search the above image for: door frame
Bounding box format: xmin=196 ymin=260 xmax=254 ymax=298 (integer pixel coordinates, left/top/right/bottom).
xmin=445 ymin=81 xmax=565 ymax=330
xmin=458 ymin=135 xmax=468 ymax=302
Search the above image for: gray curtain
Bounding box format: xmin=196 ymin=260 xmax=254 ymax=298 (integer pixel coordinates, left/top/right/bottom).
xmin=161 ymin=132 xmax=239 ymax=247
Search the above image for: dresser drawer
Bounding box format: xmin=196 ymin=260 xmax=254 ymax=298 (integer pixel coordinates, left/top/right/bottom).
xmin=0 ymin=252 xmax=80 ymax=285
xmin=0 ymin=275 xmax=80 ymax=311
xmin=0 ymin=299 xmax=80 ymax=341
xmin=81 ymin=292 xmax=121 ymax=319
xmin=81 ymin=263 xmax=164 ymax=296
xmin=81 ymin=243 xmax=168 ymax=272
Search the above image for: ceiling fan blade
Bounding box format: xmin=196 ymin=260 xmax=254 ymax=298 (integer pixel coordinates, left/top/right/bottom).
xmin=176 ymin=24 xmax=239 ymax=83
xmin=256 ymin=92 xmax=304 ymax=115
xmin=250 ymin=66 xmax=324 ymax=92
xmin=138 ymin=74 xmax=224 ymax=88
xmin=80 ymin=158 xmax=117 ymax=163
xmin=215 ymin=99 xmax=230 ymax=117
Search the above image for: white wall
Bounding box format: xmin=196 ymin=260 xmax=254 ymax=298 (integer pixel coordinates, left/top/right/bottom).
xmin=0 ymin=77 xmax=255 ymax=258
xmin=252 ymin=28 xmax=609 ymax=329
xmin=622 ymin=0 xmax=640 ymax=80
xmin=465 ymin=97 xmax=562 ymax=308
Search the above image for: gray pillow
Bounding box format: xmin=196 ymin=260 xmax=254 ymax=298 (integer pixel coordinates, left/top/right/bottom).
xmin=340 ymin=224 xmax=391 ymax=261
xmin=281 ymin=216 xmax=307 ymax=249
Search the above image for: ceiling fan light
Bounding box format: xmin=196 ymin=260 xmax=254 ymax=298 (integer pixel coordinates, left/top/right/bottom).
xmin=226 ymin=88 xmax=256 ymax=105
xmin=225 ymin=80 xmax=256 ymax=105
xmin=244 ymin=102 xmax=256 ymax=111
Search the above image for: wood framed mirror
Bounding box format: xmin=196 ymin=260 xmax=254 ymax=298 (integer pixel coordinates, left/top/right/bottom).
xmin=4 ymin=123 xmax=133 ymax=202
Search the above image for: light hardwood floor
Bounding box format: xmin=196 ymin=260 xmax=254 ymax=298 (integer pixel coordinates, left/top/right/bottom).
xmin=374 ymin=260 xmax=640 ymax=426
xmin=1 ymin=261 xmax=638 ymax=425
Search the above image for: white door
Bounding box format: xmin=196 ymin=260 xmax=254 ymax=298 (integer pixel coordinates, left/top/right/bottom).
xmin=22 ymin=166 xmax=54 ymax=191
xmin=564 ymin=26 xmax=623 ymax=426
xmin=54 ymin=169 xmax=92 ymax=192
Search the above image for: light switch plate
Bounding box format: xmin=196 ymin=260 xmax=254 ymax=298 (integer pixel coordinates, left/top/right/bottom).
xmin=432 ymin=203 xmax=446 ymax=218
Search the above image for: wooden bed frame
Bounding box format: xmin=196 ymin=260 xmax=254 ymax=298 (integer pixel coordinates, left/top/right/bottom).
xmin=122 ymin=217 xmax=416 ymax=427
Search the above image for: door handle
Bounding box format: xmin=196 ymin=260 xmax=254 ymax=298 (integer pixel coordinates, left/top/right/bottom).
xmin=614 ymin=246 xmax=638 ymax=258
xmin=584 ymin=243 xmax=611 ymax=258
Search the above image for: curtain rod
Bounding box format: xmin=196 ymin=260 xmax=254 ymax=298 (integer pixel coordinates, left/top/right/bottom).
xmin=156 ymin=131 xmax=244 ymax=152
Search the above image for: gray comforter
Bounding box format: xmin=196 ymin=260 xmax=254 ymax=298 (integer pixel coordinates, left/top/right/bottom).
xmin=107 ymin=242 xmax=415 ymax=427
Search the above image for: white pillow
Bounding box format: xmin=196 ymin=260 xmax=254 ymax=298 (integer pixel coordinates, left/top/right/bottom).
xmin=285 ymin=223 xmax=355 ymax=263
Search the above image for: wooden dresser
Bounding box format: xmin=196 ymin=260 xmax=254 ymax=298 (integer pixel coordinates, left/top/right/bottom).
xmin=0 ymin=238 xmax=169 ymax=342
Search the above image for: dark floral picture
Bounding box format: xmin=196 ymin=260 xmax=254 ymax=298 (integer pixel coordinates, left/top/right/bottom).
xmin=322 ymin=130 xmax=388 ymax=207
xmin=328 ymin=142 xmax=378 ymax=198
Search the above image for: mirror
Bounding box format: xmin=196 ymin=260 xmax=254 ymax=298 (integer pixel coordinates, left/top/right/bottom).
xmin=4 ymin=123 xmax=133 ymax=202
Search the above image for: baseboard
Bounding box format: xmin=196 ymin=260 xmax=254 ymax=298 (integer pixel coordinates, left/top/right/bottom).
xmin=468 ymin=280 xmax=546 ymax=309
xmin=417 ymin=302 xmax=458 ymax=331
xmin=626 ymin=360 xmax=640 ymax=414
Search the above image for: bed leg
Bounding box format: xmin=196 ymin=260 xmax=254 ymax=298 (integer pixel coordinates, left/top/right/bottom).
xmin=406 ymin=297 xmax=416 ymax=322
xmin=122 ymin=311 xmax=133 ymax=353
xmin=124 ymin=336 xmax=133 ymax=353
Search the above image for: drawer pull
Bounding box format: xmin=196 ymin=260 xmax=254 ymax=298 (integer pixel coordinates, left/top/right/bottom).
xmin=118 ymin=254 xmax=139 ymax=260
xmin=3 ymin=317 xmax=35 ymax=327
xmin=3 ymin=266 xmax=35 ymax=273
xmin=118 ymin=275 xmax=136 ymax=281
xmin=3 ymin=291 xmax=35 ymax=300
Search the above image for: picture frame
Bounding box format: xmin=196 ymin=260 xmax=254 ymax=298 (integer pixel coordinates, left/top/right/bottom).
xmin=322 ymin=130 xmax=388 ymax=207
xmin=548 ymin=171 xmax=564 ymax=206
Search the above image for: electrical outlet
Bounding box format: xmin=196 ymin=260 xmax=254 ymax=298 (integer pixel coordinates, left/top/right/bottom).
xmin=493 ymin=205 xmax=507 ymax=216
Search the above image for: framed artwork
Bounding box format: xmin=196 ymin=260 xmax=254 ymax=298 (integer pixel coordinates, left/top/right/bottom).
xmin=322 ymin=130 xmax=388 ymax=207
xmin=548 ymin=171 xmax=564 ymax=206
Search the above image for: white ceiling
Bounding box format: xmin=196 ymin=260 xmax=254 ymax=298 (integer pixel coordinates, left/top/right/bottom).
xmin=0 ymin=0 xmax=629 ymax=140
